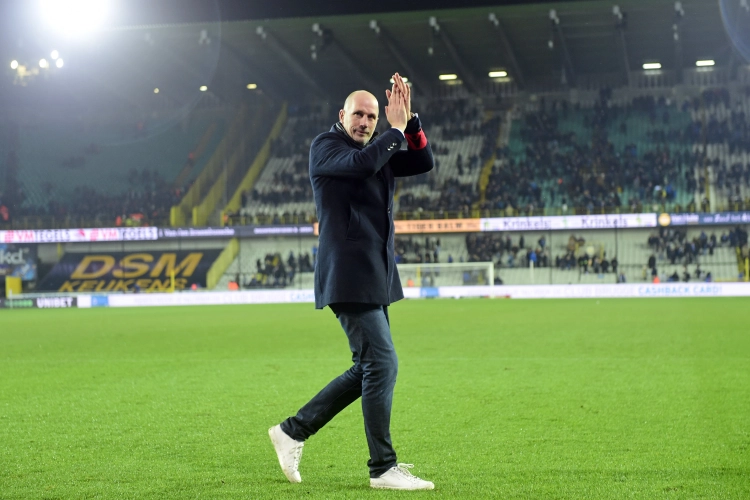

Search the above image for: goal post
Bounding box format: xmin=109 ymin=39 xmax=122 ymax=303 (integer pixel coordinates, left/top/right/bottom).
xmin=397 ymin=261 xmax=494 ymax=288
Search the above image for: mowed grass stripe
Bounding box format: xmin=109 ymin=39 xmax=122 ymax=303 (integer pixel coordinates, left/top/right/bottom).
xmin=0 ymin=298 xmax=748 ymax=499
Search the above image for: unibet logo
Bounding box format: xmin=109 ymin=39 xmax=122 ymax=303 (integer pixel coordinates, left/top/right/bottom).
xmin=0 ymin=249 xmax=25 ymax=265
xmin=37 ymin=297 xmax=74 ymax=308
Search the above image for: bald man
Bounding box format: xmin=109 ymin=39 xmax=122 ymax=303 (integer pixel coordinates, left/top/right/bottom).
xmin=269 ymin=74 xmax=435 ymax=490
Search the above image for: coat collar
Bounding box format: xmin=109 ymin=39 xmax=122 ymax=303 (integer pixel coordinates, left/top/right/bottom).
xmin=332 ymin=122 xmax=379 ymax=149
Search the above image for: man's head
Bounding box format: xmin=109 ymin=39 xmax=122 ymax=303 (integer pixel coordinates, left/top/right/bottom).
xmin=339 ymin=90 xmax=379 ymax=145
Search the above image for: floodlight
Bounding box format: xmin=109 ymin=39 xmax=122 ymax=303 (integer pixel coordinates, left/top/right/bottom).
xmin=51 ymin=50 xmax=59 ymax=60
xmin=439 ymin=74 xmax=457 ymax=80
xmin=39 ymin=0 xmax=111 ymax=37
xmin=199 ymin=85 xmax=208 ymax=92
xmin=696 ymin=60 xmax=715 ymax=67
xmin=246 ymin=83 xmax=257 ymax=89
xmin=389 ymin=77 xmax=409 ymax=83
xmin=489 ymin=71 xmax=508 ymax=78
xmin=55 ymin=58 xmax=64 ymax=68
xmin=642 ymin=62 xmax=662 ymax=70
xmin=154 ymin=88 xmax=160 ymax=94
xmin=10 ymin=60 xmax=19 ymax=70
xmin=39 ymin=58 xmax=49 ymax=69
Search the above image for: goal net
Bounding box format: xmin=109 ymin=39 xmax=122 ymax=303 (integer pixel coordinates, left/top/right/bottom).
xmin=397 ymin=262 xmax=494 ymax=288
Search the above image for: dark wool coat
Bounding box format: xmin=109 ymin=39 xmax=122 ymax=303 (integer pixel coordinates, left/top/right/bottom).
xmin=310 ymin=115 xmax=433 ymax=309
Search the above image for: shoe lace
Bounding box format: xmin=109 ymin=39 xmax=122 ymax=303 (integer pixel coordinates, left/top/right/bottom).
xmin=290 ymin=442 xmax=304 ymax=471
xmin=394 ymin=463 xmax=420 ymax=481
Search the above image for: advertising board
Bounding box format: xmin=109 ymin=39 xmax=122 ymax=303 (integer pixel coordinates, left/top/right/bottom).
xmin=37 ymin=250 xmax=221 ymax=293
xmin=67 ymin=282 xmax=750 ymax=309
xmin=0 ymin=244 xmax=37 ymax=281
xmin=659 ymin=211 xmax=750 ymax=227
xmin=480 ymin=213 xmax=658 ymax=232
xmin=2 ymin=210 xmax=748 ymax=246
xmin=0 ymin=227 xmax=158 ymax=244
xmin=0 ymin=296 xmax=77 ymax=309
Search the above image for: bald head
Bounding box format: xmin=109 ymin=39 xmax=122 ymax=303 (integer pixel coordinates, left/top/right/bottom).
xmin=339 ymin=90 xmax=380 ymax=145
xmin=344 ymin=90 xmax=378 ymax=111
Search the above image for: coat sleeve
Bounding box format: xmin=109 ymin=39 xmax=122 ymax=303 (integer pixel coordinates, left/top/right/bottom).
xmin=310 ymin=128 xmax=405 ymax=179
xmin=388 ymin=115 xmax=435 ymax=178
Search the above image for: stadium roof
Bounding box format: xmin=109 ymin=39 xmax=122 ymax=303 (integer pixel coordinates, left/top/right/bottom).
xmin=1 ymin=0 xmax=738 ymax=107
xmin=149 ymin=0 xmax=733 ymax=101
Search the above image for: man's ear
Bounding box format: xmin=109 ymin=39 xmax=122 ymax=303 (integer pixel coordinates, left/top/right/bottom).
xmin=339 ymin=109 xmax=345 ymax=123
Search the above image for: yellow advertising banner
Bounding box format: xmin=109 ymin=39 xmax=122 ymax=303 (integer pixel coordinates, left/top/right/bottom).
xmin=313 ymin=218 xmax=480 ymax=236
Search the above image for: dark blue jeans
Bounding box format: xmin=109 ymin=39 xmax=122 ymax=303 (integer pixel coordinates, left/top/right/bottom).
xmin=281 ymin=305 xmax=398 ymax=478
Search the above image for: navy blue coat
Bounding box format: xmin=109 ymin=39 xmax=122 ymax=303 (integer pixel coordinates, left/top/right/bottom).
xmin=310 ymin=116 xmax=434 ymax=309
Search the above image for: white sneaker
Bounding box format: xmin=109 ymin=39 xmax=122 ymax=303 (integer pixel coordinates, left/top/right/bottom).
xmin=370 ymin=463 xmax=435 ymax=490
xmin=268 ymin=424 xmax=304 ymax=483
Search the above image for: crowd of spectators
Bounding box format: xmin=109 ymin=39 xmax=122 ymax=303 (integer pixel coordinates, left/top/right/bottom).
xmin=397 ymin=99 xmax=501 ymax=215
xmin=643 ymin=226 xmax=750 ymax=282
xmin=398 ymin=177 xmax=478 ymax=216
xmin=462 ymin=232 xmax=625 ymax=281
xmin=237 ymin=107 xmax=329 ymax=223
xmin=426 ymin=99 xmax=483 ymax=140
xmin=647 ymin=227 xmax=720 ymax=264
xmin=220 ymin=88 xmax=750 ymax=223
xmin=241 ymin=250 xmax=315 ymax=289
xmin=394 ymin=237 xmax=443 ymax=264
xmin=243 ymin=157 xmax=312 ymax=207
xmin=465 ymin=233 xmax=554 ymax=269
xmin=11 ymin=168 xmax=181 ymax=226
xmin=269 ymin=107 xmax=330 ymax=158
xmin=687 ymin=87 xmax=750 ymax=210
xmin=482 ymin=91 xmax=705 ymax=215
xmin=6 ymin=87 xmax=750 ymax=228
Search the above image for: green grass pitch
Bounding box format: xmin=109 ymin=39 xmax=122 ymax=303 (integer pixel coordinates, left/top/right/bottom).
xmin=1 ymin=298 xmax=749 ymax=499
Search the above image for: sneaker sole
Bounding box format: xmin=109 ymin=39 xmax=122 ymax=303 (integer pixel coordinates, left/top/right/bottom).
xmin=370 ymin=483 xmax=435 ymax=490
xmin=268 ymin=427 xmax=302 ymax=484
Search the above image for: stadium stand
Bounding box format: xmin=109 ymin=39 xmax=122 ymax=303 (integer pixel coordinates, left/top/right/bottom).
xmin=482 ymin=91 xmax=698 ymax=217
xmin=686 ymin=87 xmax=750 ymax=212
xmin=228 ymin=87 xmax=750 ymax=226
xmin=216 ymin=237 xmax=319 ymax=290
xmin=2 ymin=92 xmax=282 ymax=229
xmin=464 ymin=228 xmax=741 ymax=285
xmin=235 ymin=104 xmax=329 ymax=224
xmin=212 ymin=226 xmax=746 ymax=290
xmin=396 ymin=99 xmax=497 ymax=217
xmin=4 ymin=82 xmax=750 ymax=231
xmin=6 ymin=110 xmax=230 ymax=227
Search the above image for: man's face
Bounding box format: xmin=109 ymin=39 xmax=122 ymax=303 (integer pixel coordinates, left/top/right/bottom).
xmin=339 ymin=93 xmax=379 ymax=145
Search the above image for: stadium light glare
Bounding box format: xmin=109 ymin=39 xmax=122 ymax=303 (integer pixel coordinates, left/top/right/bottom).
xmin=642 ymin=62 xmax=662 ymax=70
xmin=39 ymin=58 xmax=49 ymax=69
xmin=10 ymin=60 xmax=19 ymax=70
xmin=55 ymin=58 xmax=64 ymax=68
xmin=246 ymin=83 xmax=257 ymax=89
xmin=39 ymin=0 xmax=111 ymax=37
xmin=389 ymin=77 xmax=408 ymax=84
xmin=488 ymin=71 xmax=508 ymax=78
xmin=199 ymin=85 xmax=208 ymax=92
xmin=696 ymin=60 xmax=715 ymax=67
xmin=439 ymin=74 xmax=457 ymax=80
xmin=154 ymin=88 xmax=160 ymax=94
xmin=50 ymin=50 xmax=59 ymax=60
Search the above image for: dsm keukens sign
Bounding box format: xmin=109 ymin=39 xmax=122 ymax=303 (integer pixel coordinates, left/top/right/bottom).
xmin=38 ymin=250 xmax=221 ymax=293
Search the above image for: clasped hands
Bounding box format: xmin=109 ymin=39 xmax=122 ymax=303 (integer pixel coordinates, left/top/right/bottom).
xmin=385 ymin=73 xmax=411 ymax=133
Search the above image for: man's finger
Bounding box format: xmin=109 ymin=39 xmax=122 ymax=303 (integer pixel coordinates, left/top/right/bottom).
xmin=398 ymin=74 xmax=408 ymax=96
xmin=393 ymin=74 xmax=404 ymax=94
